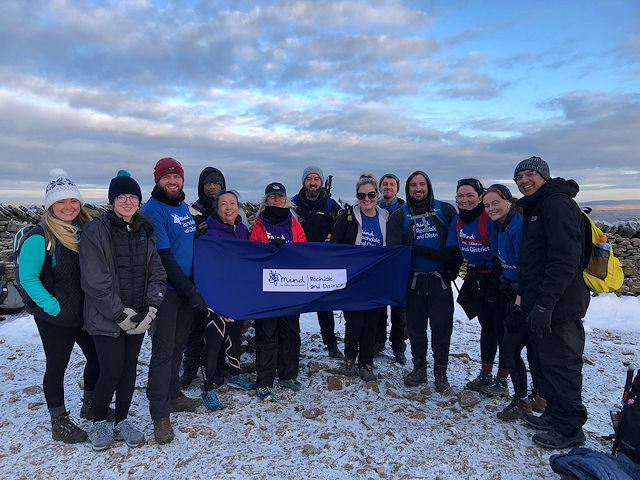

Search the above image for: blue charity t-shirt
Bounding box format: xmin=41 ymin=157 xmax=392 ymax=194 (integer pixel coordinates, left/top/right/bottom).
xmin=496 ymin=211 xmax=523 ymax=282
xmin=360 ymin=212 xmax=383 ymax=246
xmin=446 ymin=211 xmax=496 ymax=267
xmin=140 ymin=197 xmax=197 ymax=287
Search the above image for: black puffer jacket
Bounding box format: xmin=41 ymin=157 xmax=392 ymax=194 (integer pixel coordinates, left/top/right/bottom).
xmin=517 ymin=177 xmax=590 ymax=319
xmin=79 ymin=210 xmax=166 ymax=337
xmin=291 ymin=188 xmax=341 ymax=242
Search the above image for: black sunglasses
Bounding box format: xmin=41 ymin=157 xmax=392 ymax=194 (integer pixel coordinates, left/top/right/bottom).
xmin=457 ymin=178 xmax=484 ymax=191
xmin=356 ymin=191 xmax=377 ymax=200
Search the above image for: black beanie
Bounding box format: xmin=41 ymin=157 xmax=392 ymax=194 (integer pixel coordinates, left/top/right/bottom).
xmin=108 ymin=170 xmax=142 ymax=205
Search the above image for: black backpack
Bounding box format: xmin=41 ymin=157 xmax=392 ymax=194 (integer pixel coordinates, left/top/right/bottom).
xmin=612 ymin=367 xmax=640 ymax=463
xmin=10 ymin=224 xmax=54 ymax=308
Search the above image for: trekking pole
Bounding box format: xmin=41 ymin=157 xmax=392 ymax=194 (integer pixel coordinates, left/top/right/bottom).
xmin=612 ymin=364 xmax=637 ymax=455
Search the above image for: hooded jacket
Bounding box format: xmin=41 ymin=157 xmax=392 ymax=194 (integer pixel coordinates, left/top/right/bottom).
xmin=291 ymin=187 xmax=341 ymax=242
xmin=190 ymin=167 xmax=227 ymax=225
xmin=517 ymin=177 xmax=590 ymax=318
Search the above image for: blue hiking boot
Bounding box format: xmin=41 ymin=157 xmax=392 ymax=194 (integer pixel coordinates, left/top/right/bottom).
xmin=257 ymin=386 xmax=276 ymax=402
xmin=113 ymin=419 xmax=145 ymax=448
xmin=202 ymin=389 xmax=224 ymax=411
xmin=88 ymin=420 xmax=113 ymax=451
xmin=227 ymin=374 xmax=256 ymax=391
xmin=278 ymin=379 xmax=303 ymax=391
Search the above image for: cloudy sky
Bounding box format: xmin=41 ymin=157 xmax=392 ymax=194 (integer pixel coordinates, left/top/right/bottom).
xmin=1 ymin=0 xmax=639 ymax=204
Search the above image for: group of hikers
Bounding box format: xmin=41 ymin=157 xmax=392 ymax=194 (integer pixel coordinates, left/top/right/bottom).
xmin=18 ymin=155 xmax=591 ymax=453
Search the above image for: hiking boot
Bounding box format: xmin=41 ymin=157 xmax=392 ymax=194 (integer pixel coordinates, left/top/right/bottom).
xmin=51 ymin=411 xmax=88 ymax=444
xmin=202 ymin=389 xmax=224 ymax=411
xmin=227 ymin=374 xmax=256 ymax=391
xmin=179 ymin=369 xmax=198 ymax=388
xmin=113 ymin=419 xmax=145 ymax=447
xmin=404 ymin=359 xmax=427 ymax=387
xmin=466 ymin=370 xmax=493 ymax=391
xmin=522 ymin=411 xmax=554 ymax=431
xmin=341 ymin=357 xmax=358 ymax=376
xmin=497 ymin=398 xmax=533 ymax=422
xmin=80 ymin=398 xmax=115 ymax=422
xmin=153 ymin=417 xmax=174 ymax=444
xmin=481 ymin=377 xmax=510 ymax=397
xmin=88 ymin=420 xmax=113 ymax=451
xmin=533 ymin=428 xmax=586 ymax=449
xmin=279 ymin=379 xmax=303 ymax=391
xmin=528 ymin=392 xmax=547 ymax=413
xmin=327 ymin=342 xmax=344 ymax=359
xmin=393 ymin=351 xmax=407 ymax=365
xmin=170 ymin=392 xmax=201 ymax=412
xmin=359 ymin=364 xmax=376 ymax=382
xmin=434 ymin=364 xmax=450 ymax=393
xmin=373 ymin=342 xmax=385 ymax=357
xmin=256 ymin=386 xmax=275 ymax=402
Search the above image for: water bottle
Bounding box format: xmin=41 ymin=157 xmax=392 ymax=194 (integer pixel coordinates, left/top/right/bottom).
xmin=589 ymin=234 xmax=610 ymax=279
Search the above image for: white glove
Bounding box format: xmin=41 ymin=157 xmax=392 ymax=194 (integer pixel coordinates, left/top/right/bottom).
xmin=127 ymin=306 xmax=157 ymax=335
xmin=117 ymin=307 xmax=138 ymax=332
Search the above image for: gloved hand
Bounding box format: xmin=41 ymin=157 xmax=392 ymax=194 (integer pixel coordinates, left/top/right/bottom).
xmin=527 ymin=304 xmax=553 ymax=339
xmin=127 ymin=306 xmax=157 ymax=335
xmin=269 ymin=237 xmax=286 ymax=247
xmin=130 ymin=305 xmax=150 ymax=323
xmin=187 ymin=289 xmax=208 ymax=314
xmin=117 ymin=307 xmax=138 ymax=332
xmin=506 ymin=304 xmax=524 ymax=333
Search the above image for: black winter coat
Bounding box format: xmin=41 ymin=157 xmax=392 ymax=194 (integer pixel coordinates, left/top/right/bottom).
xmin=517 ymin=178 xmax=590 ymax=319
xmin=79 ymin=211 xmax=166 ymax=337
xmin=291 ymin=188 xmax=341 ymax=242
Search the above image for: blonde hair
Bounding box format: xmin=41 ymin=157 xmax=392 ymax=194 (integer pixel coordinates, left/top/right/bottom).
xmin=41 ymin=206 xmax=91 ymax=253
xmin=356 ymin=173 xmax=378 ymax=193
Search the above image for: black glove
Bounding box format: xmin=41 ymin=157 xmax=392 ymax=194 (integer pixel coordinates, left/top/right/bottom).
xmin=187 ymin=289 xmax=208 ymax=314
xmin=527 ymin=304 xmax=553 ymax=339
xmin=270 ymin=238 xmax=286 ymax=247
xmin=130 ymin=305 xmax=149 ymax=323
xmin=506 ymin=304 xmax=524 ymax=333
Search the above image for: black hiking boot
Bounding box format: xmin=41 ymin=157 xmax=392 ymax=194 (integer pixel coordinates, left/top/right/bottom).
xmin=403 ymin=359 xmax=427 ymax=387
xmin=51 ymin=411 xmax=88 ymax=444
xmin=434 ymin=364 xmax=450 ymax=392
xmin=522 ymin=411 xmax=554 ymax=430
xmin=327 ymin=342 xmax=344 ymax=359
xmin=533 ymin=428 xmax=586 ymax=449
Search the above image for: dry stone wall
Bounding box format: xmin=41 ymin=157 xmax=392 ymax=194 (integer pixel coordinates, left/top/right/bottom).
xmin=1 ymin=202 xmax=639 ymax=296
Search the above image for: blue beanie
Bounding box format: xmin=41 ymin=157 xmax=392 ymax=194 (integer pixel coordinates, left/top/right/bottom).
xmin=108 ymin=170 xmax=142 ymax=205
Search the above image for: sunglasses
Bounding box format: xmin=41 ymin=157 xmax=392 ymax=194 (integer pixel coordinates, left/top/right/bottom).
xmin=356 ymin=191 xmax=377 ymax=200
xmin=457 ymin=178 xmax=483 ymax=191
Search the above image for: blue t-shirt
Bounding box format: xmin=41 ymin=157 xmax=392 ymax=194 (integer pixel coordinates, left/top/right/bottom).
xmin=141 ymin=197 xmax=196 ymax=287
xmin=360 ymin=212 xmax=383 ymax=247
xmin=446 ymin=211 xmax=496 ymax=267
xmin=496 ymin=211 xmax=523 ymax=282
xmin=399 ymin=204 xmax=447 ymax=273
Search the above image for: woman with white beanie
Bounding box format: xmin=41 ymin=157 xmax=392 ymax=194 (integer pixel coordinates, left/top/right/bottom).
xmin=18 ymin=169 xmax=100 ymax=444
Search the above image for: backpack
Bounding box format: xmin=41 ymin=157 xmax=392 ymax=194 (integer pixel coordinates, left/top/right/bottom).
xmin=581 ymin=208 xmax=624 ymax=293
xmin=0 ymin=264 xmax=25 ymax=315
xmin=455 ymin=212 xmax=490 ymax=245
xmin=612 ymin=367 xmax=640 ymax=463
xmin=10 ymin=224 xmax=53 ymax=307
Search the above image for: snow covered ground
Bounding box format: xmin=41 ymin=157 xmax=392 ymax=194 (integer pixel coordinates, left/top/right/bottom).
xmin=0 ymin=289 xmax=638 ymax=480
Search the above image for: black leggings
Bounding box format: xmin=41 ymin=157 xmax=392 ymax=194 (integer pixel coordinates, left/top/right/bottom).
xmin=92 ymin=333 xmax=145 ymax=423
xmin=202 ymin=315 xmax=244 ymax=391
xmin=34 ymin=316 xmax=100 ymax=410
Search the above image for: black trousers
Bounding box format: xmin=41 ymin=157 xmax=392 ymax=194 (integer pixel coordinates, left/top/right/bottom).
xmin=477 ymin=301 xmax=507 ymax=370
xmin=147 ymin=289 xmax=195 ymax=421
xmin=501 ymin=323 xmax=538 ymax=399
xmin=34 ymin=316 xmax=100 ymax=411
xmin=344 ymin=308 xmax=378 ymax=367
xmin=255 ymin=315 xmax=300 ymax=388
xmin=375 ymin=306 xmax=407 ymax=353
xmin=181 ymin=312 xmax=206 ymax=373
xmin=92 ymin=332 xmax=145 ymax=423
xmin=317 ymin=311 xmax=337 ymax=347
xmin=530 ymin=316 xmax=588 ymax=436
xmin=405 ymin=273 xmax=454 ymax=366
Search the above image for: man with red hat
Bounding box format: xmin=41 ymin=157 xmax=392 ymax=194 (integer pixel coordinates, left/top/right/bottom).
xmin=141 ymin=157 xmax=207 ymax=444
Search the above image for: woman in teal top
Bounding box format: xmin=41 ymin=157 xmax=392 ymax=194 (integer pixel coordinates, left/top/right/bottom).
xmin=19 ymin=169 xmax=101 ymax=444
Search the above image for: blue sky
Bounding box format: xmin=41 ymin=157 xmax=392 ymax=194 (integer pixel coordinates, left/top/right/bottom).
xmin=1 ymin=0 xmax=638 ymax=204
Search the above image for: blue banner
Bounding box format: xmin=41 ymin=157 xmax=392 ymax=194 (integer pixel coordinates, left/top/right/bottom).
xmin=194 ymin=237 xmax=412 ymax=320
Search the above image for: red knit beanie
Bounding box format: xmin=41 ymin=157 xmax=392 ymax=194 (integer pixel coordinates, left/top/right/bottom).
xmin=153 ymin=157 xmax=184 ymax=183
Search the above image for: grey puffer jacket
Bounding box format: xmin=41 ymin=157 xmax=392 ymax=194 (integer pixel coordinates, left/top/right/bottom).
xmin=79 ymin=211 xmax=166 ymax=337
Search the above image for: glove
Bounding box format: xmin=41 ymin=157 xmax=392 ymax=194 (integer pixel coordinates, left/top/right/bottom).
xmin=187 ymin=289 xmax=208 ymax=314
xmin=506 ymin=304 xmax=524 ymax=333
xmin=130 ymin=305 xmax=149 ymax=323
xmin=127 ymin=306 xmax=157 ymax=335
xmin=269 ymin=237 xmax=286 ymax=247
xmin=527 ymin=304 xmax=553 ymax=339
xmin=117 ymin=307 xmax=138 ymax=332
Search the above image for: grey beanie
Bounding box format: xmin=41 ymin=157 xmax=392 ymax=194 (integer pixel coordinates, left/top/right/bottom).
xmin=302 ymin=166 xmax=324 ymax=185
xmin=514 ymin=156 xmax=550 ymax=181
